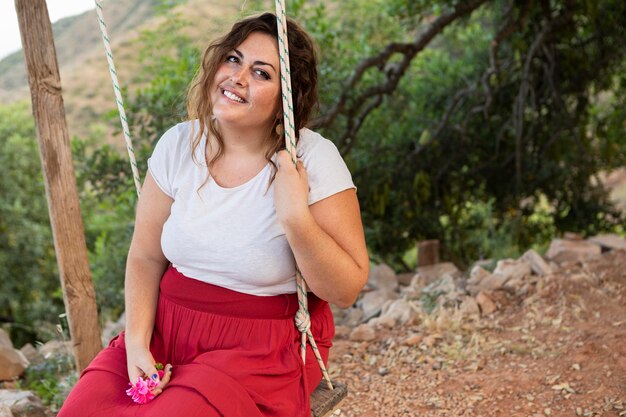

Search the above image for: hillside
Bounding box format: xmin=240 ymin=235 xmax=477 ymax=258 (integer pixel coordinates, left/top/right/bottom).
xmin=0 ymin=0 xmax=244 ymax=140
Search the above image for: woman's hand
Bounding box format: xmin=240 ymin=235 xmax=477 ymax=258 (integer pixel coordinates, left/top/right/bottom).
xmin=274 ymin=150 xmax=310 ymax=227
xmin=126 ymin=343 xmax=173 ymax=396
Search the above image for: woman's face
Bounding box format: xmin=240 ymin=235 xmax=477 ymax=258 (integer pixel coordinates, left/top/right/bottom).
xmin=211 ymin=32 xmax=281 ymax=133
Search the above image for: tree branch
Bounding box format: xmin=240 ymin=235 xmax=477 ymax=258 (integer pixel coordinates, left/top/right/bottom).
xmin=316 ymin=0 xmax=489 ymax=152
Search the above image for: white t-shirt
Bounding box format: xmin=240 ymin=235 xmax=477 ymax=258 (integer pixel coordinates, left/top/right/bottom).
xmin=148 ymin=120 xmax=355 ymax=296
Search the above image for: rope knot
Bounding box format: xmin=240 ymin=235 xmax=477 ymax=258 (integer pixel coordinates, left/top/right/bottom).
xmin=295 ymin=307 xmax=311 ymax=334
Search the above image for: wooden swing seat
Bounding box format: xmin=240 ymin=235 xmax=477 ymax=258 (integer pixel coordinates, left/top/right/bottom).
xmin=311 ymin=381 xmax=348 ymax=417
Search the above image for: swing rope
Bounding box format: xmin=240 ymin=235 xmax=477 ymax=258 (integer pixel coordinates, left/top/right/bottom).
xmin=94 ymin=0 xmax=141 ymax=196
xmin=94 ymin=0 xmax=334 ymax=392
xmin=274 ymin=0 xmax=334 ymax=391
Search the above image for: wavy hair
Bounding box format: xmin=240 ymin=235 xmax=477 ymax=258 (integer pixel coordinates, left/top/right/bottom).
xmin=186 ymin=12 xmax=319 ymax=177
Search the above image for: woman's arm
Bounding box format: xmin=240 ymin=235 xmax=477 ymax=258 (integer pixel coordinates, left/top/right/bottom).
xmin=124 ymin=172 xmax=173 ymax=385
xmin=274 ymin=152 xmax=369 ymax=308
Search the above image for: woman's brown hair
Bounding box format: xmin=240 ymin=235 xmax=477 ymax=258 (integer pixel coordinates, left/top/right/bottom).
xmin=186 ymin=12 xmax=318 ymax=176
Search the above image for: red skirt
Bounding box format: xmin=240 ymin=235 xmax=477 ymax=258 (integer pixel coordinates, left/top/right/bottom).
xmin=58 ymin=266 xmax=334 ymax=417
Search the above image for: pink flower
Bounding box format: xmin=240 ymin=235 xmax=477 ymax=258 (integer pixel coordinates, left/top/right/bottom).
xmin=126 ymin=376 xmax=158 ymax=404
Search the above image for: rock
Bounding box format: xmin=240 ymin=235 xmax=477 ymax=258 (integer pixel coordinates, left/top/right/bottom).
xmin=0 ymin=404 xmax=12 ymax=417
xmin=396 ymin=272 xmax=416 ymax=286
xmin=0 ymin=390 xmax=47 ymax=417
xmin=334 ymin=325 xmax=351 ymax=340
xmin=476 ymin=291 xmax=497 ymax=315
xmin=422 ymin=274 xmax=456 ymax=296
xmin=0 ymin=348 xmax=28 ymax=381
xmin=18 ymin=344 xmax=43 ymax=367
xmin=564 ymin=232 xmax=583 ymax=240
xmin=521 ymin=249 xmax=553 ymax=276
xmin=341 ymin=307 xmax=364 ymax=327
xmin=349 ymin=324 xmax=376 ymax=342
xmin=459 ymin=296 xmax=480 ymax=316
xmin=379 ymin=299 xmax=419 ymax=326
xmin=588 ymin=234 xmax=626 ymax=252
xmin=102 ymin=312 xmax=125 ymax=346
xmin=367 ymin=264 xmax=398 ymax=293
xmin=415 ymin=262 xmax=461 ymax=286
xmin=471 ymin=273 xmax=509 ymax=292
xmin=493 ymin=259 xmax=531 ymax=282
xmin=0 ymin=331 xmax=12 ymax=350
xmin=468 ymin=266 xmax=491 ymax=285
xmin=38 ymin=340 xmax=72 ymax=360
xmin=358 ymin=290 xmax=398 ymax=322
xmin=403 ymin=334 xmax=422 ymax=346
xmin=545 ymin=239 xmax=601 ymax=264
xmin=368 ymin=316 xmax=396 ymax=329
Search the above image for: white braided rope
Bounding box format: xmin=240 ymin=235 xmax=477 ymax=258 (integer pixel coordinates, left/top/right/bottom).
xmin=94 ymin=0 xmax=141 ymax=196
xmin=274 ymin=0 xmax=334 ymax=391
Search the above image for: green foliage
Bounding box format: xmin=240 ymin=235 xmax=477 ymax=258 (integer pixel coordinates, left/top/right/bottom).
xmin=19 ymin=352 xmax=77 ymax=411
xmin=0 ymin=102 xmax=61 ymax=346
xmin=294 ymin=0 xmax=626 ymax=267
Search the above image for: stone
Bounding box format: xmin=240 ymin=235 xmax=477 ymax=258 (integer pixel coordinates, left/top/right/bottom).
xmin=0 ymin=404 xmax=12 ymax=417
xmin=588 ymin=234 xmax=626 ymax=252
xmin=19 ymin=344 xmax=43 ymax=367
xmin=396 ymin=272 xmax=416 ymax=286
xmin=415 ymin=262 xmax=461 ymax=286
xmin=102 ymin=312 xmax=125 ymax=346
xmin=459 ymin=296 xmax=480 ymax=316
xmin=493 ymin=259 xmax=531 ymax=282
xmin=379 ymin=299 xmax=418 ymax=326
xmin=468 ymin=266 xmax=491 ymax=285
xmin=476 ymin=291 xmax=497 ymax=315
xmin=340 ymin=307 xmax=364 ymax=327
xmin=368 ymin=316 xmax=396 ymax=329
xmin=472 ymin=273 xmax=509 ymax=292
xmin=357 ymin=290 xmax=397 ymax=322
xmin=349 ymin=324 xmax=376 ymax=342
xmin=39 ymin=340 xmax=72 ymax=360
xmin=0 ymin=331 xmax=12 ymax=350
xmin=0 ymin=348 xmax=28 ymax=381
xmin=564 ymin=232 xmax=583 ymax=240
xmin=334 ymin=325 xmax=351 ymax=339
xmin=521 ymin=249 xmax=553 ymax=276
xmin=403 ymin=334 xmax=423 ymax=346
xmin=0 ymin=390 xmax=47 ymax=417
xmin=366 ymin=264 xmax=398 ymax=293
xmin=545 ymin=239 xmax=601 ymax=264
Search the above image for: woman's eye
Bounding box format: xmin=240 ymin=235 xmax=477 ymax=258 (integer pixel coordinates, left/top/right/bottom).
xmin=255 ymin=69 xmax=270 ymax=80
xmin=226 ymin=55 xmax=239 ymax=63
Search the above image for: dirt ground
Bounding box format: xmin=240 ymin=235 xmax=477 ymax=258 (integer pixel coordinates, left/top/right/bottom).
xmin=328 ymin=250 xmax=626 ymax=417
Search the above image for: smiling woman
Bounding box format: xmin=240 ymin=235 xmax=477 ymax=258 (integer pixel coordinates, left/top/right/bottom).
xmin=58 ymin=12 xmax=368 ymax=417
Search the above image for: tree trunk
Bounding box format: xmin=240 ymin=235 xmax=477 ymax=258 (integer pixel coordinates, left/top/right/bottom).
xmin=15 ymin=0 xmax=101 ymax=372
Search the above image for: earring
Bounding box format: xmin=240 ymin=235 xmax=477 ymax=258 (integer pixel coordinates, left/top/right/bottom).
xmin=275 ymin=123 xmax=284 ymax=136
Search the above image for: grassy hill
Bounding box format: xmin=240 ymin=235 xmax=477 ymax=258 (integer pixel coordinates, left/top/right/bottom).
xmin=0 ymin=0 xmax=247 ymax=141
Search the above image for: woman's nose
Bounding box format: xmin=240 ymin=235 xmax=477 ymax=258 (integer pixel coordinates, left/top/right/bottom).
xmin=230 ymin=67 xmax=248 ymax=86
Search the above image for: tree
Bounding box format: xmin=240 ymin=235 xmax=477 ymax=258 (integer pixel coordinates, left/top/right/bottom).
xmin=287 ymin=0 xmax=626 ymax=266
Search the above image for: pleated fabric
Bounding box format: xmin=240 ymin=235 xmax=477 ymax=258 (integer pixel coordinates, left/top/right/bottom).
xmin=58 ymin=266 xmax=334 ymax=417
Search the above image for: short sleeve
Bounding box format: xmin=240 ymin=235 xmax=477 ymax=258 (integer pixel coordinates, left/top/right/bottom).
xmin=298 ymin=129 xmax=356 ymax=205
xmin=147 ymin=124 xmax=183 ymax=198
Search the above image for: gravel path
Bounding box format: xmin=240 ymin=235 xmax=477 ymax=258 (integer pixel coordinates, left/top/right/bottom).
xmin=328 ymin=250 xmax=626 ymax=417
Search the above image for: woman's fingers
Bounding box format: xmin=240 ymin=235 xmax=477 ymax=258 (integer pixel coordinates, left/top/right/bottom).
xmin=153 ymin=363 xmax=173 ymax=396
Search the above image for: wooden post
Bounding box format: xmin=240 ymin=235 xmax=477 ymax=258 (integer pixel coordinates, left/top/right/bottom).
xmin=15 ymin=0 xmax=101 ymax=371
xmin=417 ymin=239 xmax=440 ymax=267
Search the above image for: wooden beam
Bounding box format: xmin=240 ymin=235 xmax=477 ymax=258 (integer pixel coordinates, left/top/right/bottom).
xmin=14 ymin=0 xmax=101 ymax=371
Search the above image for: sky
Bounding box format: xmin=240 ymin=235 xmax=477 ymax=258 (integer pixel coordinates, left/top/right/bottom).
xmin=0 ymin=0 xmax=96 ymax=60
